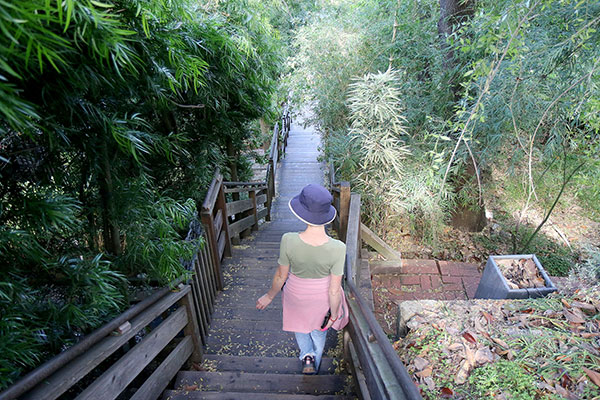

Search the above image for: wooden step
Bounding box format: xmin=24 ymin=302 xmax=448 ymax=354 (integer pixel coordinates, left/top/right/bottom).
xmin=210 ymin=306 xmax=282 ymax=321
xmin=206 ymin=329 xmax=296 ymax=346
xmin=173 ymin=371 xmax=346 ymax=395
xmin=204 ymin=329 xmax=338 ymax=358
xmin=201 ymin=355 xmax=337 ymax=374
xmin=204 ymin=336 xmax=297 ymax=358
xmin=209 ymin=318 xmax=286 ymax=332
xmin=162 ymin=391 xmax=353 ymax=399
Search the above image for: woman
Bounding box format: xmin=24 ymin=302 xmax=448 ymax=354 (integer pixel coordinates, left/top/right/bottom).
xmin=256 ymin=184 xmax=349 ymax=374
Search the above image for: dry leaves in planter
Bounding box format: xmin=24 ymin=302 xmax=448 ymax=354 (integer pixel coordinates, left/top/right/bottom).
xmin=395 ymin=297 xmax=600 ymax=399
xmin=495 ymin=258 xmax=546 ymax=289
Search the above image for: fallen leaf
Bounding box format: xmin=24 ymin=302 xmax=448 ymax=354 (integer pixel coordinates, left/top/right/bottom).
xmin=455 ymin=360 xmax=471 ymax=385
xmin=416 ymin=366 xmax=433 ymax=378
xmin=423 ymin=376 xmax=435 ymax=391
xmin=561 ymin=298 xmax=571 ymax=308
xmin=413 ymin=356 xmax=429 ymax=371
xmin=448 ymin=343 xmax=464 ymax=351
xmin=507 ymin=281 xmax=519 ymax=290
xmin=537 ymin=380 xmax=554 ymax=392
xmin=473 ymin=317 xmax=486 ymax=333
xmin=440 ymin=387 xmax=454 ymax=397
xmin=583 ymin=367 xmax=600 ymax=387
xmin=560 ymin=370 xmax=573 ymax=388
xmin=464 ymin=343 xmax=475 ymax=369
xmin=580 ymin=332 xmax=600 ymax=338
xmin=481 ymin=311 xmax=494 ymax=324
xmin=184 ymin=384 xmax=198 ymax=391
xmin=480 ymin=330 xmax=492 ymax=341
xmin=462 ymin=332 xmax=477 ymax=344
xmin=571 ymin=300 xmax=597 ymax=314
xmin=492 ymin=337 xmax=509 ymax=349
xmin=563 ymin=308 xmax=585 ymax=324
xmin=475 ymin=347 xmax=494 ymax=365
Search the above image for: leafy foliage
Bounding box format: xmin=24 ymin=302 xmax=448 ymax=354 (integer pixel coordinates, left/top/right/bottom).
xmin=469 ymin=360 xmax=537 ymax=399
xmin=0 ymin=0 xmax=284 ymax=389
xmin=287 ymin=0 xmax=599 ymax=252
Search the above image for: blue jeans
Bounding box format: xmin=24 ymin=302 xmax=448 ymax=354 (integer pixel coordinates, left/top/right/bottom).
xmin=294 ymin=329 xmax=328 ymax=372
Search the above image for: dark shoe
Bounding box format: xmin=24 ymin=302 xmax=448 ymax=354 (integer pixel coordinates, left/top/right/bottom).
xmin=302 ymin=355 xmax=316 ymax=375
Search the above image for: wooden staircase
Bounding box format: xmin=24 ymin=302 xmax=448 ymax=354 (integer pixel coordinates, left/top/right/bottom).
xmin=161 ymin=120 xmax=356 ymax=399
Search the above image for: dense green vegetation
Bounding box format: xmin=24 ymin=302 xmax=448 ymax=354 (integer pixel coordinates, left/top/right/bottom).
xmin=0 ymin=0 xmax=285 ymax=389
xmin=286 ymin=0 xmax=599 ymax=256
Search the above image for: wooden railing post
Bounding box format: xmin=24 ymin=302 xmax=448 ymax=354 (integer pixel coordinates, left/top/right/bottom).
xmin=201 ymin=171 xmax=230 ymax=291
xmin=283 ymin=111 xmax=290 ymax=152
xmin=249 ymin=189 xmax=259 ymax=231
xmin=345 ymin=194 xmax=361 ymax=285
xmin=216 ymin=183 xmax=232 ymax=258
xmin=178 ymin=287 xmax=203 ymax=363
xmin=339 ymin=182 xmax=351 ymax=242
xmin=266 ymin=161 xmax=274 ymax=221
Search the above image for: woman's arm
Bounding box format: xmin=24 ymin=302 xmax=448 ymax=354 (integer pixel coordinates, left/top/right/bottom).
xmin=256 ymin=264 xmax=290 ymax=310
xmin=322 ymin=274 xmax=343 ymax=330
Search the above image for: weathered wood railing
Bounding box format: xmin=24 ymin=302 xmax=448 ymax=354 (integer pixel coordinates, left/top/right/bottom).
xmin=224 ymin=181 xmax=269 ymax=243
xmin=0 ymin=281 xmax=202 ymax=400
xmin=266 ymin=109 xmax=291 ymax=214
xmin=0 ymin=107 xmax=292 ymax=400
xmin=330 ymin=165 xmax=422 ymax=400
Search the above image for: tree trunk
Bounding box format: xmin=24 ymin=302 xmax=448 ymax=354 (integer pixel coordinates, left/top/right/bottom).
xmin=450 ymin=163 xmax=487 ymax=232
xmin=259 ymin=118 xmax=270 ymax=151
xmin=98 ymin=138 xmax=122 ymax=256
xmin=438 ymin=0 xmax=475 ymax=97
xmin=226 ymin=138 xmax=239 ymax=182
xmin=78 ymin=156 xmax=100 ymax=252
xmin=438 ymin=0 xmax=475 ymax=66
xmin=160 ymin=109 xmax=178 ymax=135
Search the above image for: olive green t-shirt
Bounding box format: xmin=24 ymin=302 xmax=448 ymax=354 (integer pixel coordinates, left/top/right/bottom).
xmin=277 ymin=232 xmax=346 ymax=278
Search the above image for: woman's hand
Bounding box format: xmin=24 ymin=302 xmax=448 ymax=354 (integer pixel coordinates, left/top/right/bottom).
xmin=320 ymin=314 xmax=338 ymax=331
xmin=256 ymin=293 xmax=273 ymax=310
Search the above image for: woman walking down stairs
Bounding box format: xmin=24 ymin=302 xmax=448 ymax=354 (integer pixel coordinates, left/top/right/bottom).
xmin=161 ymin=119 xmax=356 ymax=399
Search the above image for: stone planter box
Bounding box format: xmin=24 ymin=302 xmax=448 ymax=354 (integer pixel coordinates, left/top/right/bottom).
xmin=474 ymin=254 xmax=557 ymax=299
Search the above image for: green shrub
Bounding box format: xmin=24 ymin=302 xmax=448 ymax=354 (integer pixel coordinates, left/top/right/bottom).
xmin=118 ymin=197 xmax=200 ymax=285
xmin=570 ymin=245 xmax=600 ymax=283
xmin=469 ymin=361 xmax=537 ymax=400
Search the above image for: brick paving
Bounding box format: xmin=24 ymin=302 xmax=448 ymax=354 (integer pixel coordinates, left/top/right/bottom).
xmin=370 ymin=259 xmax=482 ymax=334
xmin=371 ymin=259 xmax=481 ymax=302
xmin=370 ymin=258 xmax=568 ymax=335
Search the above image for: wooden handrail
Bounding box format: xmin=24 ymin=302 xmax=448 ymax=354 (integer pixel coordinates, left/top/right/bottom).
xmin=334 ymin=190 xmax=422 ymax=399
xmin=1 ymin=282 xmax=201 ymax=400
xmin=0 ymin=279 xmax=187 ymax=400
xmin=223 ymin=181 xmax=267 ymax=187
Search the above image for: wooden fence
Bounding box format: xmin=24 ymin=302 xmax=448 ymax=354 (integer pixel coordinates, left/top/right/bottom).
xmin=330 ymin=165 xmax=422 ymax=400
xmin=0 ymin=108 xmax=291 ymax=400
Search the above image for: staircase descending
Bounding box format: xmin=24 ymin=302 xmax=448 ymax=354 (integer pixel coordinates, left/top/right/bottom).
xmin=162 ymin=120 xmax=355 ymax=399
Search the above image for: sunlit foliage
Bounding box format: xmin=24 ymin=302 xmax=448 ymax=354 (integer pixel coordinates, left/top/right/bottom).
xmin=0 ymin=0 xmax=283 ymax=388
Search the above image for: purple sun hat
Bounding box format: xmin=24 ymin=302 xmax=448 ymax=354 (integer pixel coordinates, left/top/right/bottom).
xmin=288 ymin=184 xmax=337 ymax=226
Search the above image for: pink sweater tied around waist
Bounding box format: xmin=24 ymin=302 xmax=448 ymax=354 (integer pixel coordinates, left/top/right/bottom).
xmin=282 ymin=273 xmax=349 ymax=333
